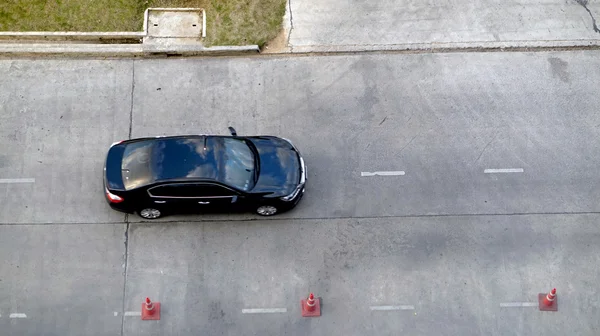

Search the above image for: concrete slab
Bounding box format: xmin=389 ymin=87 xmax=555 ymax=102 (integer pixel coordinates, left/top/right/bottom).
xmin=2 ymin=52 xmax=599 ymax=224
xmin=129 ymin=51 xmax=600 ymax=221
xmin=0 ymin=60 xmax=131 ymax=223
xmin=286 ymin=0 xmax=600 ymax=52
xmin=0 ymin=49 xmax=599 ymax=335
xmin=0 ymin=224 xmax=126 ymax=336
xmin=122 ymin=214 xmax=600 ymax=335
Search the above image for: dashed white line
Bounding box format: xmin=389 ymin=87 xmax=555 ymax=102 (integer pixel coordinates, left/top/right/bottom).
xmin=370 ymin=305 xmax=415 ymax=311
xmin=361 ymin=171 xmax=405 ymax=177
xmin=114 ymin=312 xmax=119 ymax=316
xmin=499 ymin=302 xmax=537 ymax=307
xmin=0 ymin=178 xmax=35 ymax=183
xmin=484 ymin=168 xmax=524 ymax=174
xmin=124 ymin=311 xmax=141 ymax=316
xmin=9 ymin=313 xmax=27 ymax=318
xmin=241 ymin=308 xmax=287 ymax=314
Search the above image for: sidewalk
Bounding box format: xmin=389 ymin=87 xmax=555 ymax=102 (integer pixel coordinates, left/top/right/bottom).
xmin=284 ymin=0 xmax=600 ymax=52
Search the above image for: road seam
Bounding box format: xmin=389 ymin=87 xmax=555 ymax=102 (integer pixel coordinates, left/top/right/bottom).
xmin=120 ymin=217 xmax=130 ymax=336
xmin=128 ymin=60 xmax=135 ymax=139
xmin=3 ymin=211 xmax=600 ymax=226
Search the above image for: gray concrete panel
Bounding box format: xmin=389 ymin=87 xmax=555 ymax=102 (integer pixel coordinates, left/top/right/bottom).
xmin=123 ymin=215 xmax=600 ymax=335
xmin=1 ymin=51 xmax=600 ymax=335
xmin=0 ymin=224 xmax=126 ymax=336
xmin=129 ymin=51 xmax=600 ymax=221
xmin=0 ymin=60 xmax=132 ymax=224
xmin=286 ymin=0 xmax=600 ymax=51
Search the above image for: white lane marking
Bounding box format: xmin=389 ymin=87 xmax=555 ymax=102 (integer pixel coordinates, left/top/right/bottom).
xmin=361 ymin=171 xmax=405 ymax=177
xmin=484 ymin=168 xmax=524 ymax=174
xmin=499 ymin=302 xmax=537 ymax=307
xmin=124 ymin=311 xmax=141 ymax=316
xmin=114 ymin=312 xmax=119 ymax=316
xmin=241 ymin=308 xmax=287 ymax=314
xmin=370 ymin=305 xmax=415 ymax=311
xmin=0 ymin=178 xmax=35 ymax=183
xmin=9 ymin=313 xmax=27 ymax=318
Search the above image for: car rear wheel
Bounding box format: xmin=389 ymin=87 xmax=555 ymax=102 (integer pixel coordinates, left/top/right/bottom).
xmin=256 ymin=205 xmax=278 ymax=216
xmin=139 ymin=208 xmax=162 ymax=219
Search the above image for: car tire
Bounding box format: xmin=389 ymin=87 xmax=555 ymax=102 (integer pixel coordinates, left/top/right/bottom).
xmin=138 ymin=208 xmax=162 ymax=219
xmin=256 ymin=205 xmax=278 ymax=216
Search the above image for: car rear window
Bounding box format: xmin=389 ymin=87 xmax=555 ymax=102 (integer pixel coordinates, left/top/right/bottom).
xmin=121 ymin=141 xmax=154 ymax=190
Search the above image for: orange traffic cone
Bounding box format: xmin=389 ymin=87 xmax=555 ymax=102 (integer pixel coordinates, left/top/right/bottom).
xmin=141 ymin=297 xmax=161 ymax=320
xmin=538 ymin=288 xmax=557 ymax=311
xmin=301 ymin=293 xmax=321 ymax=317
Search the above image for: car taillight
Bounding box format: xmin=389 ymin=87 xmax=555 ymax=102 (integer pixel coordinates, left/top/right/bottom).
xmin=105 ymin=188 xmax=124 ymax=203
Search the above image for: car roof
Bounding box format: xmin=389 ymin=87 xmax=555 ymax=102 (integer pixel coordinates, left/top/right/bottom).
xmin=121 ymin=135 xmax=256 ymax=190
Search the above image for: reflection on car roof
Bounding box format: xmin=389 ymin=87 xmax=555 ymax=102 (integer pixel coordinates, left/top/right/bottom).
xmin=122 ymin=136 xmax=255 ymax=191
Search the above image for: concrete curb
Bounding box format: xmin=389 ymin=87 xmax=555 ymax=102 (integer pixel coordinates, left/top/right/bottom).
xmin=1 ymin=39 xmax=599 ymax=58
xmin=0 ymin=43 xmax=260 ymax=57
xmin=288 ymin=40 xmax=600 ymax=53
xmin=0 ymin=32 xmax=144 ymax=43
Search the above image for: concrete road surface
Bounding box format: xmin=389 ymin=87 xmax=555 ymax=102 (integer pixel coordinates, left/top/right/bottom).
xmin=1 ymin=51 xmax=600 ymax=335
xmin=284 ymin=0 xmax=600 ymax=51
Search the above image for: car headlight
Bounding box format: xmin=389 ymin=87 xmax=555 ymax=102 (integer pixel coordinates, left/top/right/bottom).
xmin=280 ymin=184 xmax=304 ymax=201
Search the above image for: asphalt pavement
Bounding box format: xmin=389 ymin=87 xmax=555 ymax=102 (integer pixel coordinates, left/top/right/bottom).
xmin=1 ymin=51 xmax=600 ymax=335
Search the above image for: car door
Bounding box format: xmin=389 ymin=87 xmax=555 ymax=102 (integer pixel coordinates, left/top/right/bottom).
xmin=146 ymin=184 xmax=196 ymax=214
xmin=147 ymin=183 xmax=240 ymax=214
xmin=184 ymin=183 xmax=241 ymax=213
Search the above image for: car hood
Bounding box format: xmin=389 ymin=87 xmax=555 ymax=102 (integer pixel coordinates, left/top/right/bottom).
xmin=249 ymin=137 xmax=301 ymax=196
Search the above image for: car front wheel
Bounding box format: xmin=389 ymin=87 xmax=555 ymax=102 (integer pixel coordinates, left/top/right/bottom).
xmin=256 ymin=205 xmax=278 ymax=216
xmin=138 ymin=208 xmax=162 ymax=219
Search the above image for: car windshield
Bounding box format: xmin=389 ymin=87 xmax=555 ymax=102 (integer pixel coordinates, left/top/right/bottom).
xmin=121 ymin=137 xmax=257 ymax=191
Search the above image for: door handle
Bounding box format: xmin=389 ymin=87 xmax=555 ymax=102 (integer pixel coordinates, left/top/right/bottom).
xmin=198 ymin=201 xmax=210 ymax=204
xmin=154 ymin=201 xmax=166 ymax=204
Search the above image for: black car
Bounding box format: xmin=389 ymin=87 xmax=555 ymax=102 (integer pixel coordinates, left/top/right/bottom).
xmin=103 ymin=127 xmax=306 ymax=219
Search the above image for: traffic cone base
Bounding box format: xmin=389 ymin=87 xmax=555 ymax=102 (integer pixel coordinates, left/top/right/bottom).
xmin=142 ymin=301 xmax=161 ymax=320
xmin=538 ymin=293 xmax=557 ymax=311
xmin=301 ymin=297 xmax=321 ymax=317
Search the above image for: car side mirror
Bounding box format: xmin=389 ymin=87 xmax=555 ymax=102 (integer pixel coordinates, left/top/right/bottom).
xmin=228 ymin=126 xmax=237 ymax=136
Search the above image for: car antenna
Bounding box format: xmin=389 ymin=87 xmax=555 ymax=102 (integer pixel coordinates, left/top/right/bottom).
xmin=228 ymin=126 xmax=237 ymax=136
xmin=203 ymin=136 xmax=207 ymax=151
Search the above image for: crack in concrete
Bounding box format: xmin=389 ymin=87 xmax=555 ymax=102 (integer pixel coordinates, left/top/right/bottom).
xmin=398 ymin=134 xmax=418 ymax=155
xmin=475 ymin=133 xmax=498 ymax=163
xmin=575 ymin=0 xmax=600 ymax=33
xmin=286 ymin=0 xmax=294 ymax=51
